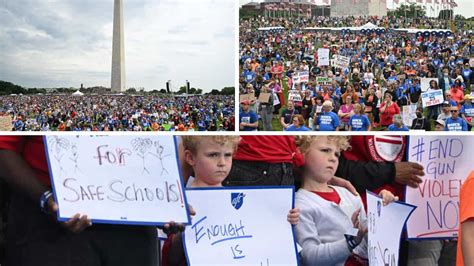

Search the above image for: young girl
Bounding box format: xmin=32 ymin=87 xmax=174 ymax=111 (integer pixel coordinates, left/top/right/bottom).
xmin=294 ymin=136 xmax=398 ymax=266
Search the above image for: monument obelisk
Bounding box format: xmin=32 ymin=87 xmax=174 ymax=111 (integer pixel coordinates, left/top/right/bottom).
xmin=111 ymin=0 xmax=125 ymax=92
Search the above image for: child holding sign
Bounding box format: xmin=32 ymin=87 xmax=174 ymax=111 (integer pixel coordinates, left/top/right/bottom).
xmin=294 ymin=136 xmax=398 ymax=266
xmin=162 ymin=136 xmax=301 ymax=266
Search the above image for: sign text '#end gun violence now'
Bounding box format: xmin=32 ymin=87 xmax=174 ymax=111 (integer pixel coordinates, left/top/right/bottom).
xmin=45 ymin=135 xmax=191 ymax=226
xmin=406 ymin=136 xmax=474 ymax=239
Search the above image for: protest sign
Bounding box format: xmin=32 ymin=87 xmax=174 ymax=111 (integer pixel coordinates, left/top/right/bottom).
xmin=406 ymin=136 xmax=474 ymax=239
xmin=316 ymin=77 xmax=333 ymax=85
xmin=258 ymin=92 xmax=271 ymax=103
xmin=402 ymin=104 xmax=418 ymax=128
xmin=332 ymin=55 xmax=350 ymax=69
xmin=240 ymin=94 xmax=256 ymax=103
xmin=317 ymin=48 xmax=330 ymax=66
xmin=288 ymin=90 xmax=302 ymax=103
xmin=183 ymin=187 xmax=298 ymax=266
xmin=420 ymin=78 xmax=437 ymax=92
xmin=45 ymin=135 xmax=190 ymax=225
xmin=421 ymin=90 xmax=444 ymax=108
xmin=0 ymin=116 xmax=12 ymax=131
xmin=367 ymin=191 xmax=416 ymax=266
xmin=292 ymin=71 xmax=309 ymax=84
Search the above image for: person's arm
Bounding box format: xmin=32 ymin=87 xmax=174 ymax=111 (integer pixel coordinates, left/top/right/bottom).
xmin=0 ymin=147 xmax=91 ymax=233
xmin=462 ymin=218 xmax=474 ymax=265
xmin=280 ymin=115 xmax=288 ymax=129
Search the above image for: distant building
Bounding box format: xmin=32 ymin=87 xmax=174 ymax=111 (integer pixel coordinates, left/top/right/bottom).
xmin=331 ymin=0 xmax=386 ymax=17
xmin=242 ymin=0 xmax=313 ymax=19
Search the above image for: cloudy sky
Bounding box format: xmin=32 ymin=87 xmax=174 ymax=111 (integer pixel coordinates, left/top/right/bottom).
xmin=0 ymin=0 xmax=235 ymax=92
xmin=240 ymin=0 xmax=473 ymax=18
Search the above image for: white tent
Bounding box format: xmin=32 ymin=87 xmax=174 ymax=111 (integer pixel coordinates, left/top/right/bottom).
xmin=72 ymin=90 xmax=84 ymax=96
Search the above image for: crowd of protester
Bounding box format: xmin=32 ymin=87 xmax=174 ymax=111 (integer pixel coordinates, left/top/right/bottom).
xmin=0 ymin=94 xmax=235 ymax=131
xmin=239 ymin=15 xmax=473 ymax=131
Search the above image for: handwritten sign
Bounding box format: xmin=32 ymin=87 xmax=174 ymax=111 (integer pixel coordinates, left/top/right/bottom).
xmin=406 ymin=136 xmax=474 ymax=239
xmin=292 ymin=71 xmax=309 ymax=84
xmin=367 ymin=191 xmax=416 ymax=266
xmin=183 ymin=187 xmax=298 ymax=266
xmin=402 ymin=104 xmax=418 ymax=128
xmin=44 ymin=135 xmax=190 ymax=225
xmin=420 ymin=78 xmax=437 ymax=92
xmin=332 ymin=55 xmax=350 ymax=69
xmin=317 ymin=48 xmax=330 ymax=66
xmin=288 ymin=90 xmax=302 ymax=103
xmin=421 ymin=90 xmax=444 ymax=108
xmin=240 ymin=93 xmax=256 ymax=103
xmin=316 ymin=77 xmax=333 ymax=85
xmin=0 ymin=116 xmax=12 ymax=131
xmin=258 ymin=92 xmax=271 ymax=104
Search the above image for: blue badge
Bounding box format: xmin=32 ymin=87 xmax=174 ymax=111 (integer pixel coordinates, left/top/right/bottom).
xmin=231 ymin=193 xmax=246 ymax=210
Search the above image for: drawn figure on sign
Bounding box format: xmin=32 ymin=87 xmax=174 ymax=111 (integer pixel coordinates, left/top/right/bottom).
xmin=149 ymin=140 xmax=170 ymax=176
xmin=47 ymin=136 xmax=70 ymax=177
xmin=377 ymin=201 xmax=382 ymax=217
xmin=69 ymin=144 xmax=82 ymax=174
xmin=131 ymin=138 xmax=153 ymax=174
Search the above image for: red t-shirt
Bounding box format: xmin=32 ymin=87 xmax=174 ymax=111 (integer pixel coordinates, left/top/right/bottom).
xmin=233 ymin=136 xmax=304 ymax=167
xmin=312 ymin=189 xmax=341 ymax=205
xmin=0 ymin=136 xmax=50 ymax=186
xmin=380 ymin=102 xmax=400 ymax=126
xmin=343 ymin=136 xmax=406 ymax=205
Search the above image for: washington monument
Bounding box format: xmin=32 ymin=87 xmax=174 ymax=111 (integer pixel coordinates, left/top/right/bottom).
xmin=111 ymin=0 xmax=125 ymax=92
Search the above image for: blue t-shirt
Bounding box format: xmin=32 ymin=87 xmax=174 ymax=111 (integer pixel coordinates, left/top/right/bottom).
xmin=240 ymin=110 xmax=258 ymax=131
xmin=349 ymin=114 xmax=370 ymax=131
xmin=444 ymin=117 xmax=468 ymax=131
xmin=388 ymin=124 xmax=409 ymax=131
xmin=317 ymin=111 xmax=340 ymax=131
xmin=460 ymin=103 xmax=474 ymax=118
xmin=285 ymin=125 xmax=311 ymax=131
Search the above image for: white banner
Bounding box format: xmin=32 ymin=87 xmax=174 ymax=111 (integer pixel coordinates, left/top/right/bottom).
xmin=183 ymin=187 xmax=298 ymax=266
xmin=317 ymin=48 xmax=330 ymax=66
xmin=45 ymin=135 xmax=190 ymax=225
xmin=292 ymin=71 xmax=309 ymax=84
xmin=421 ymin=90 xmax=444 ymax=108
xmin=367 ymin=191 xmax=416 ymax=266
xmin=406 ymin=136 xmax=474 ymax=239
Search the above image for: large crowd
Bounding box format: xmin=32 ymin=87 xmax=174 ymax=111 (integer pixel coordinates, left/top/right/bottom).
xmin=0 ymin=94 xmax=235 ymax=131
xmin=239 ymin=15 xmax=473 ymax=131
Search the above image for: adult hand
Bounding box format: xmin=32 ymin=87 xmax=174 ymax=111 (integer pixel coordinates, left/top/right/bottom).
xmin=329 ymin=176 xmax=358 ymax=196
xmin=394 ymin=162 xmax=424 ymax=188
xmin=48 ymin=197 xmax=92 ymax=233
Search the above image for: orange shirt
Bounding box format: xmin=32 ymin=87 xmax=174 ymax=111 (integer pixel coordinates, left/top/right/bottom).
xmin=457 ymin=171 xmax=474 ymax=266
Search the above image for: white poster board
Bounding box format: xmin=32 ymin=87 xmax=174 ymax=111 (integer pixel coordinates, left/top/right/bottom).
xmin=406 ymin=136 xmax=474 ymax=239
xmin=332 ymin=55 xmax=350 ymax=69
xmin=183 ymin=187 xmax=298 ymax=266
xmin=367 ymin=191 xmax=416 ymax=266
xmin=292 ymin=71 xmax=309 ymax=84
xmin=421 ymin=90 xmax=444 ymax=108
xmin=44 ymin=135 xmax=190 ymax=225
xmin=317 ymin=48 xmax=330 ymax=66
xmin=420 ymin=78 xmax=437 ymax=92
xmin=402 ymin=104 xmax=418 ymax=128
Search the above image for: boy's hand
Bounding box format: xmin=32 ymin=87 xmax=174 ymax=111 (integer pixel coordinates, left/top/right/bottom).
xmin=287 ymin=208 xmax=300 ymax=225
xmin=351 ymin=208 xmax=368 ymax=244
xmin=378 ymin=189 xmax=399 ymax=206
xmin=47 ymin=197 xmax=92 ymax=233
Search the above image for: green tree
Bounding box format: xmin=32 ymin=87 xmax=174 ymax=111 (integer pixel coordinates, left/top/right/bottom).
xmin=220 ymin=87 xmax=235 ymax=95
xmin=388 ymin=3 xmax=426 ymax=18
